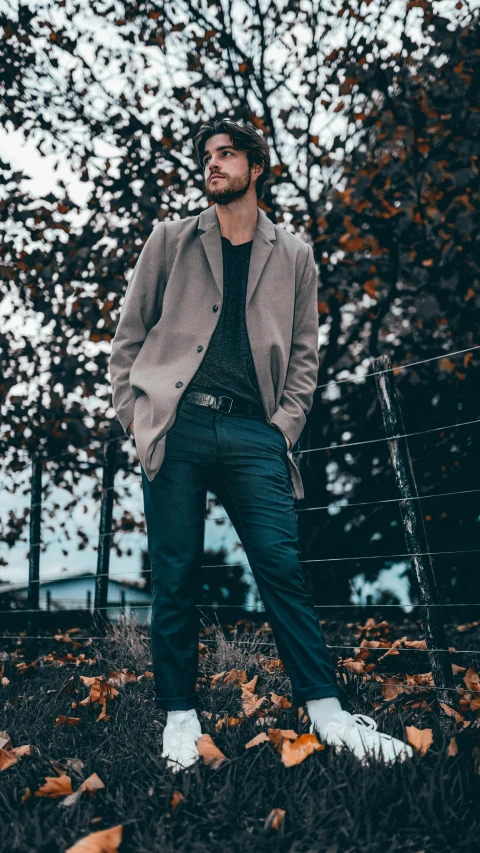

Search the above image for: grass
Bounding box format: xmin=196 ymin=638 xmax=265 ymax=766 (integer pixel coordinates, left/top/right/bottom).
xmin=1 ymin=613 xmax=479 ymax=853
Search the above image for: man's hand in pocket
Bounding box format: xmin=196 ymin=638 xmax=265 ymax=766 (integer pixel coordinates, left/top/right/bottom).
xmin=276 ymin=426 xmax=291 ymax=450
xmin=128 ymin=419 xmax=135 ymax=437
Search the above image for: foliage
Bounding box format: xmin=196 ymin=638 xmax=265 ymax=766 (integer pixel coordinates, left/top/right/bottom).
xmin=0 ymin=1 xmax=479 ymax=604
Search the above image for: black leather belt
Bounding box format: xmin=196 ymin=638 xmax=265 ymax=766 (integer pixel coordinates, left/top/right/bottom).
xmin=183 ymin=389 xmax=266 ymax=418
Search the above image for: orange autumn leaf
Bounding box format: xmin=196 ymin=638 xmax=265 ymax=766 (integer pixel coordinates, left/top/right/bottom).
xmin=106 ymin=669 xmax=137 ymax=686
xmin=242 ymin=674 xmax=258 ymax=693
xmin=79 ymin=676 xmax=119 ymax=703
xmin=61 ymin=773 xmax=106 ymax=807
xmin=0 ymin=748 xmax=20 ymax=772
xmin=215 ymin=714 xmax=243 ymax=731
xmin=240 ymin=688 xmax=269 ymax=717
xmin=0 ymin=734 xmax=32 ymax=772
xmin=379 ymin=678 xmax=406 ymax=700
xmin=447 ymin=738 xmax=459 ymax=757
xmin=281 ymin=733 xmax=324 ymax=767
xmin=267 ymin=728 xmax=299 ymax=752
xmin=405 ymin=726 xmax=433 ymax=756
xmin=264 ymin=808 xmax=286 ymax=830
xmin=196 ymin=733 xmax=228 ymax=769
xmin=65 ymin=824 xmax=123 ymax=853
xmin=439 ymin=702 xmax=466 ymax=725
xmin=438 ymin=357 xmax=456 ymax=372
xmin=35 ymin=774 xmax=74 ymax=798
xmin=209 ymin=668 xmax=247 ymax=687
xmin=56 ymin=716 xmax=82 ymax=728
xmin=171 ymin=789 xmax=184 ymax=809
xmin=245 ymin=732 xmax=270 ymax=749
xmin=80 ymin=773 xmax=105 ymax=795
xmin=463 ymin=666 xmax=480 ymax=692
xmin=269 ymin=692 xmax=293 ymax=710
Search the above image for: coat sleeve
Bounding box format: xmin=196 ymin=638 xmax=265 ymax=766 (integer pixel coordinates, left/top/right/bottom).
xmin=109 ymin=222 xmax=167 ymax=435
xmin=269 ymin=243 xmax=319 ymax=449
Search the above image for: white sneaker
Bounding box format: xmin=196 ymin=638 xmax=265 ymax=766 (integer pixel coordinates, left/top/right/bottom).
xmin=310 ymin=709 xmax=414 ymax=766
xmin=161 ymin=713 xmax=203 ymax=772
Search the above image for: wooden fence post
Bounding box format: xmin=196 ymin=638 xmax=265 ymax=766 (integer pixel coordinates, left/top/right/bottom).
xmin=94 ymin=432 xmax=117 ymax=635
xmin=373 ymin=354 xmax=457 ymax=715
xmin=27 ymin=452 xmax=43 ymax=660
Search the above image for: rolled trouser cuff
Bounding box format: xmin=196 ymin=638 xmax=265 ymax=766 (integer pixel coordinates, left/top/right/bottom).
xmin=155 ymin=695 xmax=200 ymax=712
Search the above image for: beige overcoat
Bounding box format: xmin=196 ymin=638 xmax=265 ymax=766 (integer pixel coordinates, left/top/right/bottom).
xmin=109 ymin=203 xmax=320 ymax=500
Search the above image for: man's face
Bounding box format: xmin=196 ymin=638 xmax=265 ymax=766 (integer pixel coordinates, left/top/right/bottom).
xmin=202 ymin=133 xmax=262 ymax=205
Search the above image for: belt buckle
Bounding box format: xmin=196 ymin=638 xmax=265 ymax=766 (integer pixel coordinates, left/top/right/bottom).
xmin=218 ymin=395 xmax=233 ymax=413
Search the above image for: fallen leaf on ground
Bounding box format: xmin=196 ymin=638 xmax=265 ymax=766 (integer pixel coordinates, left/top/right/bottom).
xmin=0 ymin=732 xmax=12 ymax=750
xmin=264 ymin=808 xmax=285 ymax=830
xmin=267 ymin=729 xmax=299 ymax=751
xmin=405 ymin=726 xmax=433 ymax=756
xmin=464 ymin=666 xmax=480 ymax=692
xmin=0 ymin=734 xmax=32 ymax=771
xmin=78 ymin=676 xmax=119 ymax=723
xmin=215 ymin=715 xmax=242 ymax=731
xmin=56 ymin=716 xmax=82 ymax=728
xmin=241 ymin=689 xmax=269 ymax=717
xmin=196 ymin=733 xmax=228 ymax=769
xmin=65 ymin=824 xmax=123 ymax=853
xmin=210 ymin=668 xmax=248 ymax=687
xmin=269 ymin=692 xmax=292 ymax=709
xmin=448 ymin=738 xmax=459 ymax=757
xmin=457 ymin=621 xmax=480 ymax=633
xmin=106 ymin=669 xmax=137 ymax=686
xmin=245 ymin=732 xmax=269 ymax=749
xmin=35 ymin=775 xmax=74 ymax=798
xmin=439 ymin=702 xmax=466 ymax=725
xmin=171 ymin=790 xmax=183 ymax=808
xmin=281 ymin=733 xmax=324 ymax=767
xmin=61 ymin=773 xmax=105 ymax=807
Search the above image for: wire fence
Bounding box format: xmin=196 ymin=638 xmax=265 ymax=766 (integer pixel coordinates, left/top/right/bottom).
xmin=1 ymin=340 xmax=479 ymax=710
xmin=1 ymin=339 xmax=479 ymax=483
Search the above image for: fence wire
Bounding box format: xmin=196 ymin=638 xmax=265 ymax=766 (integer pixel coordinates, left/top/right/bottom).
xmin=1 ymin=628 xmax=479 ymax=657
xmin=1 ymin=339 xmax=479 ymax=483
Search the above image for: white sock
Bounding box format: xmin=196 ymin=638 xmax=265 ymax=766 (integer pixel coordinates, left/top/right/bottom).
xmin=306 ymin=697 xmax=343 ymax=734
xmin=166 ymin=708 xmax=198 ymax=726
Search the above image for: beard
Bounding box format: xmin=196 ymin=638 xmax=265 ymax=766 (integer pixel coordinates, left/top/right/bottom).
xmin=205 ymin=167 xmax=253 ymax=205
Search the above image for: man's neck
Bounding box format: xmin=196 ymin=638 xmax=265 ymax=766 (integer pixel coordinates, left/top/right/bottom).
xmin=216 ymin=202 xmax=258 ymax=245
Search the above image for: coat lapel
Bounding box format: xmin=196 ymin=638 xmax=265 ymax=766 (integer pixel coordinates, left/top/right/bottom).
xmin=198 ymin=203 xmax=276 ymax=307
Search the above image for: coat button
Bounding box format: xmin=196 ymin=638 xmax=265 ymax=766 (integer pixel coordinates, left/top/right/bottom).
xmin=213 ymin=304 xmax=219 ymax=312
xmin=175 ymin=381 xmax=183 ymax=388
xmin=197 ymin=345 xmax=203 ymax=352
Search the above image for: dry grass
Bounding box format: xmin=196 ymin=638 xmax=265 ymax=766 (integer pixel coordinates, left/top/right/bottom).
xmin=1 ymin=614 xmax=479 ymax=852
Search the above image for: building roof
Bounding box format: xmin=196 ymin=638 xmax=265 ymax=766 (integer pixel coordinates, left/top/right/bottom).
xmin=0 ymin=572 xmax=149 ymax=595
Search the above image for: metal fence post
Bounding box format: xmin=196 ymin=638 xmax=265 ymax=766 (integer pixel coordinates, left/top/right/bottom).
xmin=94 ymin=432 xmax=117 ymax=635
xmin=373 ymin=354 xmax=457 ymax=714
xmin=27 ymin=452 xmax=42 ymax=660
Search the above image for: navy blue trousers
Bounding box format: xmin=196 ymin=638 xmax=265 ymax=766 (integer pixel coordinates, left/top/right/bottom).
xmin=140 ymin=397 xmax=340 ymax=711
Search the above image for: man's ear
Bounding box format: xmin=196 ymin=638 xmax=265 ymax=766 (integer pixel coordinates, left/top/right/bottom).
xmin=252 ymin=162 xmax=264 ymax=182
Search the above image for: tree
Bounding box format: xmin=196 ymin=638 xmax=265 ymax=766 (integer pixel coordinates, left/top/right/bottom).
xmin=1 ymin=0 xmax=478 ymax=606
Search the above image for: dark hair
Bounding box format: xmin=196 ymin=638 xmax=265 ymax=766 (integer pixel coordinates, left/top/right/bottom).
xmin=193 ymin=117 xmax=271 ymax=199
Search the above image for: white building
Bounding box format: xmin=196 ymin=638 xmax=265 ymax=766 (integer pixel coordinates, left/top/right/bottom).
xmin=0 ymin=572 xmax=152 ymax=624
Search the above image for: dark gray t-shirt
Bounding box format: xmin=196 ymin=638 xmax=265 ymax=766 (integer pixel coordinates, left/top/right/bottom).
xmin=187 ymin=235 xmax=264 ymax=409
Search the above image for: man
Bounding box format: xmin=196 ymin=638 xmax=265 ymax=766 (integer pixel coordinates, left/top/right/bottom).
xmin=109 ymin=117 xmax=413 ymax=772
